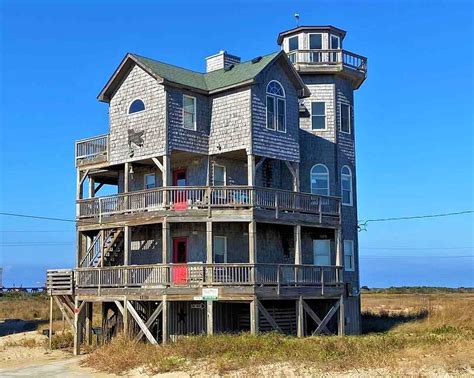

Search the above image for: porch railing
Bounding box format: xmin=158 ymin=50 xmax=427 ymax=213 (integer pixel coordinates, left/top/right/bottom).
xmin=75 ymin=134 xmax=109 ymax=167
xmin=77 ymin=186 xmax=340 ymax=221
xmin=288 ymin=49 xmax=367 ymax=73
xmin=75 ymin=264 xmax=342 ymax=289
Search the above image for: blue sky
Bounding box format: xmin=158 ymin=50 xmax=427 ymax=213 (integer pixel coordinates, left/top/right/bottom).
xmin=0 ymin=0 xmax=473 ymax=287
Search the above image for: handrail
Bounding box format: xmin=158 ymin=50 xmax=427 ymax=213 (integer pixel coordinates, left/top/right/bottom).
xmin=287 ymin=49 xmax=367 ymax=72
xmin=75 ymin=134 xmax=109 ymax=166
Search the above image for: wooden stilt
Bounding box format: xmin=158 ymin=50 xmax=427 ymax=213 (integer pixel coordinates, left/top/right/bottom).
xmin=297 ymin=296 xmax=304 ymax=337
xmin=250 ymin=299 xmax=258 ymax=335
xmin=162 ymin=296 xmax=168 ymax=344
xmin=338 ymin=295 xmax=345 ymax=336
xmin=123 ymin=298 xmax=129 ymax=337
xmin=73 ymin=296 xmax=82 ymax=356
xmin=207 ymin=300 xmax=214 ymax=336
xmin=85 ymin=302 xmax=93 ymax=345
xmin=49 ymin=295 xmax=53 ymax=349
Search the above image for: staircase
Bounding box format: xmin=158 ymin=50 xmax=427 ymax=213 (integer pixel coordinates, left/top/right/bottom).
xmin=79 ymin=228 xmax=124 ymax=268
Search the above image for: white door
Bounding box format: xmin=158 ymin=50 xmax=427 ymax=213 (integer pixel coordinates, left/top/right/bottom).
xmin=313 ymin=240 xmax=331 ymax=266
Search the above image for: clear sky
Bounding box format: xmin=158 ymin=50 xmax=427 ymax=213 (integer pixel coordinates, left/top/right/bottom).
xmin=0 ymin=0 xmax=473 ymax=287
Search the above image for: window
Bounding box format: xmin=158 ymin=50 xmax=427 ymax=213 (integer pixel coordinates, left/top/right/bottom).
xmin=313 ymin=240 xmax=331 ymax=266
xmin=214 ymin=236 xmax=227 ymax=263
xmin=288 ymin=36 xmax=299 ymax=52
xmin=344 ymin=240 xmax=355 ymax=271
xmin=311 ymin=102 xmax=326 ymax=130
xmin=330 ymin=35 xmax=341 ymax=49
xmin=266 ymin=80 xmax=286 ymax=132
xmin=144 ymin=173 xmax=156 ymax=189
xmin=341 ymin=166 xmax=353 ymax=206
xmin=340 ymin=103 xmax=351 ymax=134
xmin=213 ymin=164 xmax=226 ymax=186
xmin=183 ymin=95 xmax=196 ymax=130
xmin=128 ymin=99 xmax=145 ymax=114
xmin=309 ymin=33 xmax=322 ymax=49
xmin=311 ymin=164 xmax=329 ymax=196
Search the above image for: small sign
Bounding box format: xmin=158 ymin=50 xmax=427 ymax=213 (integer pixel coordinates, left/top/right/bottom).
xmin=193 ymin=296 xmax=203 ymax=301
xmin=202 ymin=288 xmax=219 ymax=301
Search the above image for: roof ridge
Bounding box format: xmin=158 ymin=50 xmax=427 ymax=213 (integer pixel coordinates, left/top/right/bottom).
xmin=130 ymin=53 xmax=205 ymax=76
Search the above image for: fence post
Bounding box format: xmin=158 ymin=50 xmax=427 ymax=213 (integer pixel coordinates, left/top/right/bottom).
xmin=99 ymin=197 xmax=102 ymax=224
xmin=318 ymin=198 xmax=322 ymax=224
xmin=321 ymin=267 xmax=324 ymax=296
xmin=275 ymin=192 xmax=279 ymax=219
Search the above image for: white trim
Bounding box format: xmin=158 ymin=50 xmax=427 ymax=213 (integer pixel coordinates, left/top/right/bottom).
xmin=276 ymin=97 xmax=286 ymax=133
xmin=288 ymin=35 xmax=299 ymax=52
xmin=343 ymin=240 xmax=355 ymax=271
xmin=308 ymin=33 xmax=323 ymax=50
xmin=266 ymin=81 xmax=286 ymax=133
xmin=128 ymin=98 xmax=146 ymax=115
xmin=310 ymin=164 xmax=329 ymax=196
xmin=144 ymin=173 xmax=156 ymax=190
xmin=330 ymin=34 xmax=341 ymax=49
xmin=213 ymin=235 xmax=227 ymax=263
xmin=183 ymin=94 xmax=197 ymax=130
xmin=310 ymin=101 xmax=326 ymax=130
xmin=341 ymin=165 xmax=353 ymax=206
xmin=266 ymin=80 xmax=286 ymax=97
xmin=339 ymin=103 xmax=351 ymax=134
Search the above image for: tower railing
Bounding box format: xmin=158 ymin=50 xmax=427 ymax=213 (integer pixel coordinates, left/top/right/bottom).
xmin=288 ymin=49 xmax=367 ymax=72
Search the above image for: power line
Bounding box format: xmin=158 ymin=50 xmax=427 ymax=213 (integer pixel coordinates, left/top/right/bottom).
xmin=360 ymin=246 xmax=473 ymax=250
xmin=359 ymin=210 xmax=474 ymax=224
xmin=0 ymin=230 xmax=74 ymax=233
xmin=360 ymin=255 xmax=473 ymax=259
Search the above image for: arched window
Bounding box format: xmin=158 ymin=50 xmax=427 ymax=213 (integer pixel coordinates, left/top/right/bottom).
xmin=341 ymin=165 xmax=353 ymax=206
xmin=266 ymin=80 xmax=286 ymax=132
xmin=128 ymin=99 xmax=145 ymax=114
xmin=311 ymin=164 xmax=329 ymax=196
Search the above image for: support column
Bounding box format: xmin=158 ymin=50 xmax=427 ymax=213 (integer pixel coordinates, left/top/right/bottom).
xmin=124 ymin=226 xmax=131 ymax=266
xmin=49 ymin=296 xmax=53 ymax=349
xmin=206 ymin=221 xmax=213 ymax=263
xmin=73 ymin=297 xmax=82 ymax=356
xmin=248 ymin=221 xmax=257 ymax=264
xmin=124 ymin=162 xmax=130 ymax=192
xmin=250 ymin=299 xmax=259 ymax=335
xmin=335 ymin=228 xmax=343 ymax=283
xmin=123 ymin=298 xmax=129 ymax=337
xmin=247 ymin=154 xmax=255 ymax=186
xmin=162 ymin=220 xmax=170 ymax=264
xmin=293 ymin=162 xmax=300 ymax=192
xmin=163 ymin=155 xmax=171 ymax=186
xmin=207 ymin=301 xmax=214 ymax=336
xmin=88 ymin=177 xmax=95 ymax=198
xmin=85 ymin=302 xmax=93 ymax=345
xmin=338 ymin=295 xmax=345 ymax=336
xmin=297 ymin=296 xmax=304 ymax=337
xmin=294 ymin=225 xmax=302 ymax=265
xmin=162 ymin=296 xmax=168 ymax=344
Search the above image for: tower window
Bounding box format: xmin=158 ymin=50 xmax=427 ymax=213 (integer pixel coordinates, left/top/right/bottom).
xmin=311 ymin=102 xmax=326 ymax=130
xmin=309 ymin=33 xmax=322 ymax=49
xmin=341 ymin=166 xmax=353 ymax=206
xmin=183 ymin=95 xmax=196 ymax=130
xmin=340 ymin=103 xmax=351 ymax=134
xmin=311 ymin=164 xmax=329 ymax=196
xmin=128 ymin=99 xmax=145 ymax=114
xmin=288 ymin=36 xmax=299 ymax=52
xmin=266 ymin=80 xmax=286 ymax=132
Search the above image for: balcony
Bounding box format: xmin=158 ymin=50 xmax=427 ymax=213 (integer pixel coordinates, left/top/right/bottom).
xmin=77 ymin=186 xmax=341 ymax=225
xmin=75 ymin=134 xmax=109 ymax=167
xmin=288 ymin=49 xmax=367 ymax=87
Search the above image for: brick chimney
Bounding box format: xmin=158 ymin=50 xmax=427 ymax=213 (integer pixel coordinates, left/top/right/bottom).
xmin=205 ymin=50 xmax=241 ymax=72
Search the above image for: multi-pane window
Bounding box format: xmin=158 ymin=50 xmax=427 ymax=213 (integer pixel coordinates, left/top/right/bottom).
xmin=128 ymin=99 xmax=145 ymax=114
xmin=183 ymin=95 xmax=196 ymax=130
xmin=288 ymin=36 xmax=299 ymax=51
xmin=213 ymin=165 xmax=226 ymax=186
xmin=214 ymin=236 xmax=227 ymax=263
xmin=340 ymin=103 xmax=351 ymax=134
xmin=311 ymin=102 xmax=326 ymax=130
xmin=341 ymin=166 xmax=353 ymax=206
xmin=313 ymin=240 xmax=331 ymax=266
xmin=266 ymin=81 xmax=286 ymax=132
xmin=344 ymin=240 xmax=355 ymax=271
xmin=310 ymin=164 xmax=329 ymax=196
xmin=309 ymin=34 xmax=322 ymax=49
xmin=144 ymin=173 xmax=156 ymax=189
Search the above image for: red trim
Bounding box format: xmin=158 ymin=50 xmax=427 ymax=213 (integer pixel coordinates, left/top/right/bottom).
xmin=172 ymin=237 xmax=188 ymax=263
xmin=172 ymin=169 xmax=187 ymax=186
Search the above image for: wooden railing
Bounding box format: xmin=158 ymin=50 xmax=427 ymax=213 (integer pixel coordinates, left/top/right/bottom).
xmin=46 ymin=269 xmax=74 ymax=295
xmin=288 ymin=49 xmax=367 ymax=73
xmin=77 ymin=186 xmax=340 ymax=222
xmin=75 ymin=264 xmax=342 ymax=289
xmin=75 ymin=134 xmax=109 ymax=167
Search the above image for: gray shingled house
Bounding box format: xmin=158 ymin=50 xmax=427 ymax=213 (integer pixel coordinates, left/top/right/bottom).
xmin=47 ymin=25 xmax=367 ymax=354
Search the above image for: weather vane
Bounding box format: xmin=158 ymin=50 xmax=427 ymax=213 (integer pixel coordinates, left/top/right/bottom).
xmin=294 ymin=13 xmax=300 ymax=27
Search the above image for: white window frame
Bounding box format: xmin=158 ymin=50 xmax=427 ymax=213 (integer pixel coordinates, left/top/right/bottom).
xmin=144 ymin=173 xmax=156 ymax=190
xmin=308 ymin=33 xmax=323 ymax=50
xmin=288 ymin=35 xmax=299 ymax=52
xmin=344 ymin=240 xmax=355 ymax=271
xmin=340 ymin=103 xmax=352 ymax=134
xmin=214 ymin=236 xmax=227 ymax=263
xmin=213 ymin=164 xmax=226 ymax=186
xmin=311 ymin=101 xmax=326 ymax=130
xmin=313 ymin=239 xmax=331 ymax=266
xmin=310 ymin=164 xmax=330 ymax=196
xmin=183 ymin=94 xmax=197 ymax=130
xmin=330 ymin=34 xmax=341 ymax=49
xmin=341 ymin=165 xmax=353 ymax=206
xmin=128 ymin=98 xmax=146 ymax=115
xmin=265 ymin=80 xmax=286 ymax=133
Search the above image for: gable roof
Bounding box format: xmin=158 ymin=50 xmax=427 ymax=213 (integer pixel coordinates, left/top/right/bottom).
xmin=98 ymin=51 xmax=309 ymax=102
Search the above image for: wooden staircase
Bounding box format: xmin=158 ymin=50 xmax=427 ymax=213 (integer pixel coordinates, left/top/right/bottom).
xmin=79 ymin=228 xmax=124 ymax=268
xmin=103 ymin=229 xmax=124 ymax=265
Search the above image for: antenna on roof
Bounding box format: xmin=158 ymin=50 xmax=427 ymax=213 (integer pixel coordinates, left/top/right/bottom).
xmin=294 ymin=13 xmax=300 ymax=27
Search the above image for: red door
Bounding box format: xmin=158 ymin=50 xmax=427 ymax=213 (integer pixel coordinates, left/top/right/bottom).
xmin=172 ymin=237 xmax=188 ymax=284
xmin=172 ymin=169 xmax=187 ymax=210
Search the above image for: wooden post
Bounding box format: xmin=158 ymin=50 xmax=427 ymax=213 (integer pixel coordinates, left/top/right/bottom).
xmin=247 ymin=154 xmax=255 ymax=186
xmin=88 ymin=177 xmax=95 ymax=198
xmin=124 ymin=226 xmax=131 ymax=266
xmin=124 ymin=162 xmax=129 ymax=192
xmin=162 ymin=296 xmax=168 ymax=344
xmin=248 ymin=221 xmax=257 ymax=264
xmin=162 ymin=220 xmax=170 ymax=264
xmin=49 ymin=295 xmax=53 ymax=349
xmin=163 ymin=155 xmax=171 ymax=208
xmin=335 ymin=228 xmax=343 ymax=283
xmin=85 ymin=302 xmax=93 ymax=345
xmin=250 ymin=299 xmax=258 ymax=335
xmin=73 ymin=296 xmax=81 ymax=356
xmin=338 ymin=295 xmax=345 ymax=336
xmin=294 ymin=225 xmax=302 ymax=265
xmin=206 ymin=221 xmax=213 ymax=264
xmin=297 ymin=296 xmax=304 ymax=337
xmin=123 ymin=298 xmax=129 ymax=337
xmin=207 ymin=301 xmax=214 ymax=336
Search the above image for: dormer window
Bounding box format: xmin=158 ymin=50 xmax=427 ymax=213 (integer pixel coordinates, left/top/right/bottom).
xmin=128 ymin=99 xmax=145 ymax=114
xmin=266 ymin=80 xmax=286 ymax=132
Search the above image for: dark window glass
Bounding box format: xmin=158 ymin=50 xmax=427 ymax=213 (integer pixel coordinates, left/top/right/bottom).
xmin=311 ymin=102 xmax=326 ymax=130
xmin=309 ymin=34 xmax=322 ymax=49
xmin=277 ymin=98 xmax=285 ymax=132
xmin=289 ymin=36 xmax=299 ymax=52
xmin=341 ymin=104 xmax=351 ymax=133
xmin=129 ymin=99 xmax=145 ymax=114
xmin=266 ymin=96 xmax=275 ymax=130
